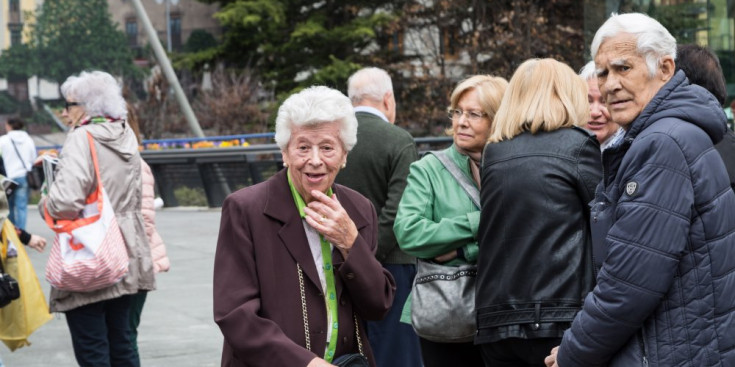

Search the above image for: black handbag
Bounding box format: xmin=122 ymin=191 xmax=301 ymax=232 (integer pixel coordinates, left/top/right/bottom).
xmin=25 ymin=166 xmax=43 ymax=191
xmin=297 ymin=264 xmax=369 ymax=366
xmin=333 ymin=353 xmax=369 ymax=367
xmin=0 ymin=257 xmax=20 ymax=308
xmin=10 ymin=138 xmax=43 ymax=190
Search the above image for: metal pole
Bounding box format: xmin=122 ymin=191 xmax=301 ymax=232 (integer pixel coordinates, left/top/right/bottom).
xmin=130 ymin=0 xmax=205 ymax=137
xmin=165 ymin=0 xmax=171 ymax=53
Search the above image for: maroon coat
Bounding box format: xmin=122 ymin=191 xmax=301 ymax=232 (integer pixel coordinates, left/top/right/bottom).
xmin=214 ymin=169 xmax=396 ymax=367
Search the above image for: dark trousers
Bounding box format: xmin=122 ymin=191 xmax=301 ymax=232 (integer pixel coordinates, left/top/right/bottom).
xmin=366 ymin=263 xmax=423 ymax=367
xmin=419 ymin=338 xmax=484 ymax=367
xmin=128 ymin=291 xmax=148 ymax=356
xmin=480 ymin=338 xmax=561 ymax=367
xmin=65 ymin=295 xmax=140 ymax=367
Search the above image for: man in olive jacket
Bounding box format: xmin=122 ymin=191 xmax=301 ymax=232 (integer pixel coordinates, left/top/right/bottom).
xmin=335 ymin=67 xmax=421 ymax=367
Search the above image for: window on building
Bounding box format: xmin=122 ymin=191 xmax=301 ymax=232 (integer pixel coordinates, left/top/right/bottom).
xmin=170 ymin=13 xmax=182 ymax=51
xmin=9 ymin=0 xmax=19 ymax=13
xmin=126 ymin=18 xmax=138 ymax=47
xmin=389 ymin=31 xmax=404 ymax=55
xmin=9 ymin=22 xmax=22 ymax=47
xmin=10 ymin=29 xmax=21 ymax=47
xmin=441 ymin=27 xmax=459 ymax=60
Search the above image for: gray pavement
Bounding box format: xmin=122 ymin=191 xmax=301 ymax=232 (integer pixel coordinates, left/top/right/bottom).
xmin=2 ymin=207 xmax=224 ymax=367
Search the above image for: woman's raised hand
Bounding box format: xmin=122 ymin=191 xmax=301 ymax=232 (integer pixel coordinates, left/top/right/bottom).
xmin=304 ymin=190 xmax=358 ymax=258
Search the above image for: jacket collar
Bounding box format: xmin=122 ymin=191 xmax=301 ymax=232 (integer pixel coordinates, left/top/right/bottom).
xmin=625 ymin=70 xmax=726 ymax=145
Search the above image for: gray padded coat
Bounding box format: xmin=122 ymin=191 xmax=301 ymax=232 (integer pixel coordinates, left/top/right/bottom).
xmin=557 ymin=71 xmax=735 ymax=366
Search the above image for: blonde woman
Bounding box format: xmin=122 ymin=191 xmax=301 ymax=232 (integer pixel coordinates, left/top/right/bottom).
xmin=394 ymin=75 xmax=507 ymax=366
xmin=475 ymin=59 xmax=602 ymax=366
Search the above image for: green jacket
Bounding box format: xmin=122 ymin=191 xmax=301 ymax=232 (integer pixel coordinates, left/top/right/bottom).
xmin=336 ymin=111 xmax=418 ymax=264
xmin=394 ymin=144 xmax=479 ymax=265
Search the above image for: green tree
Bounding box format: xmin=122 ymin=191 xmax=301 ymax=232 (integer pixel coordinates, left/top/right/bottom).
xmin=0 ymin=44 xmax=37 ymax=81
xmin=29 ymin=0 xmax=138 ymax=83
xmin=194 ymin=0 xmax=398 ymax=96
xmin=184 ymin=29 xmax=218 ymax=53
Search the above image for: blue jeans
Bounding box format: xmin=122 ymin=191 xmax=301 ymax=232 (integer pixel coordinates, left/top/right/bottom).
xmin=8 ymin=175 xmax=28 ymax=230
xmin=65 ymin=295 xmax=140 ymax=367
xmin=366 ymin=263 xmax=423 ymax=367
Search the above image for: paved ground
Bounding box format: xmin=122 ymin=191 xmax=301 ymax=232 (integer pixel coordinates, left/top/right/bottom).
xmin=2 ymin=207 xmax=224 ymax=367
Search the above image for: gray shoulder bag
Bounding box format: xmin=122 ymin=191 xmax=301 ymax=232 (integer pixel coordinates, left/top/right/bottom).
xmin=410 ymin=150 xmax=479 ymax=343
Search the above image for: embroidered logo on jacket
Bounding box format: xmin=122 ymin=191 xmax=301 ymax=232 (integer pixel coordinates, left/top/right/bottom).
xmin=625 ymin=181 xmax=639 ymax=196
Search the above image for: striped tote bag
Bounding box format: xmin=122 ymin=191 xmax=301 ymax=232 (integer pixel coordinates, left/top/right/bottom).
xmin=43 ymin=133 xmax=129 ymax=292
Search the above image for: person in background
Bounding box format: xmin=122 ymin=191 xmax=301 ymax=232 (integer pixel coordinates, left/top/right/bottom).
xmin=44 ymin=70 xmax=155 ymax=366
xmin=546 ymin=13 xmax=735 ymax=367
xmin=213 ymin=86 xmax=395 ymax=367
xmin=394 ymin=75 xmax=507 ymax=367
xmin=0 ymin=170 xmax=46 ymax=367
xmin=0 ymin=117 xmax=37 ymax=230
xmin=675 ymin=43 xmax=735 ymax=191
xmin=125 ymin=103 xmax=170 ymax=358
xmin=475 ymin=58 xmax=600 ymax=367
xmin=579 ymin=61 xmax=623 ymax=150
xmin=335 ymin=67 xmax=421 ymax=367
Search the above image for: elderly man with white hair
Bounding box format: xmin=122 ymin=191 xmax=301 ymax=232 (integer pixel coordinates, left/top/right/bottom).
xmin=545 ymin=12 xmax=735 ymax=367
xmin=335 ymin=67 xmax=421 ymax=367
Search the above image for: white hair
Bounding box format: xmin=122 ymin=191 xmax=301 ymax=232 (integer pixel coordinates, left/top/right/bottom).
xmin=347 ymin=67 xmax=393 ymax=105
xmin=591 ymin=13 xmax=676 ymax=78
xmin=275 ymin=86 xmax=358 ymax=151
xmin=579 ymin=61 xmax=597 ymax=81
xmin=60 ymin=70 xmax=127 ymax=119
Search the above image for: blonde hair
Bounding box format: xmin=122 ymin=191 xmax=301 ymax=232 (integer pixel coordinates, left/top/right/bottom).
xmin=488 ymin=59 xmax=589 ymax=143
xmin=446 ymin=75 xmax=508 ymax=136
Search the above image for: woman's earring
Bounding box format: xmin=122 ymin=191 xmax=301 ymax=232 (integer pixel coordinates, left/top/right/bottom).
xmin=341 ymin=162 xmax=346 ymax=168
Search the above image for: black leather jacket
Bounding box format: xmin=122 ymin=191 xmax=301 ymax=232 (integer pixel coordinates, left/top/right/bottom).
xmin=475 ymin=126 xmax=602 ymax=344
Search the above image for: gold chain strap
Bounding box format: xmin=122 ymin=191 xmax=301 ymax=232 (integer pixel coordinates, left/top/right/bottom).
xmin=297 ymin=263 xmax=365 ymax=357
xmin=297 ymin=264 xmax=311 ymax=352
xmin=353 ymin=313 xmax=364 ymax=355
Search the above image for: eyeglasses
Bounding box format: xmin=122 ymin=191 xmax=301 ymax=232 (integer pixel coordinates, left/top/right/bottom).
xmin=447 ymin=108 xmax=487 ymax=122
xmin=64 ymin=101 xmax=82 ymax=110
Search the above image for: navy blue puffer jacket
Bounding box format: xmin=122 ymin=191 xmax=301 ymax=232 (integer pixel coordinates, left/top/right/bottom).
xmin=557 ymin=71 xmax=735 ymax=367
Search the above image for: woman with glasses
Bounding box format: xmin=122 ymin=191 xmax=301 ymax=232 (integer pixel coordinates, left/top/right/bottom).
xmin=474 ymin=58 xmax=601 ymax=366
xmin=394 ymin=75 xmax=507 ymax=366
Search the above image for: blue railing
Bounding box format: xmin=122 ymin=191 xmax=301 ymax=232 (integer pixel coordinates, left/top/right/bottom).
xmin=37 ymin=133 xmax=454 ymax=207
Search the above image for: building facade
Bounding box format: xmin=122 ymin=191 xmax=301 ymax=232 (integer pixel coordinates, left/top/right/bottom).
xmin=0 ymin=0 xmax=40 ymax=51
xmin=108 ymin=0 xmax=221 ymax=54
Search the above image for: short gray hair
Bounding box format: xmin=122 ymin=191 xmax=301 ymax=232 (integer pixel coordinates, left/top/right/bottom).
xmin=579 ymin=61 xmax=597 ymax=81
xmin=275 ymin=86 xmax=358 ymax=151
xmin=591 ymin=13 xmax=676 ymax=78
xmin=347 ymin=67 xmax=393 ymax=105
xmin=60 ymin=70 xmax=127 ymax=119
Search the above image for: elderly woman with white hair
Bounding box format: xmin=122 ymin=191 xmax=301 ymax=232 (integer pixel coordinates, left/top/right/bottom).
xmin=214 ymin=86 xmax=396 ymax=367
xmin=578 ymin=61 xmax=623 ymax=151
xmin=43 ymin=70 xmax=154 ymax=366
